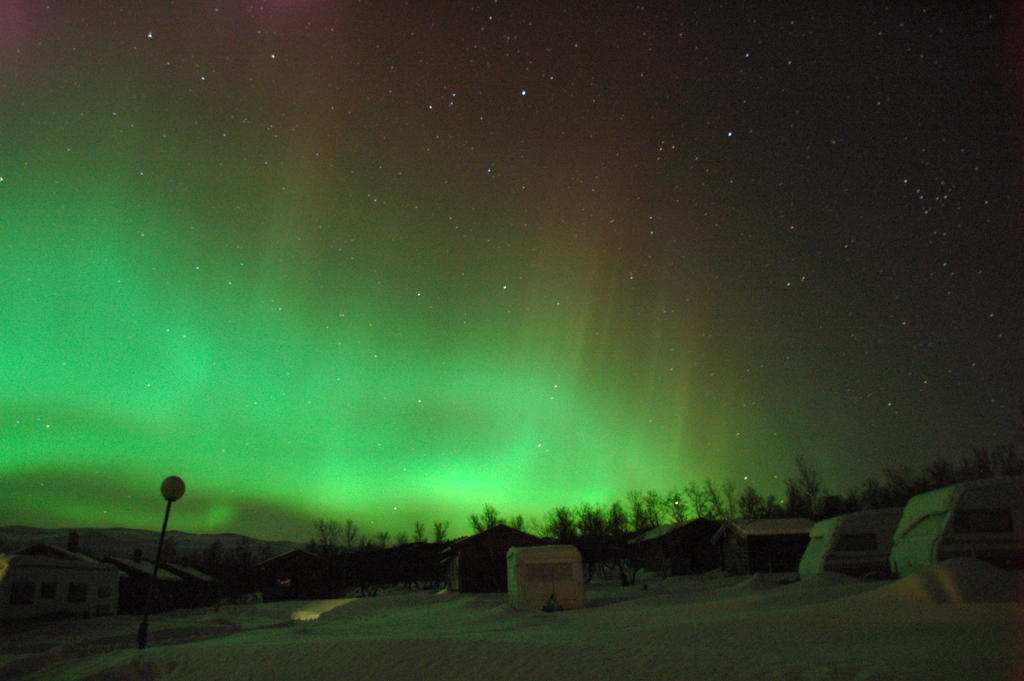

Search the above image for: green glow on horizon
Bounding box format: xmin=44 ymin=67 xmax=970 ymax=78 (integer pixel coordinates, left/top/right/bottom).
xmin=0 ymin=179 xmax=735 ymax=538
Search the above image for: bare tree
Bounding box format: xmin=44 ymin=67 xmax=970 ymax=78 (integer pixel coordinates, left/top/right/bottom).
xmin=312 ymin=519 xmax=341 ymax=556
xmin=643 ymin=490 xmax=664 ymax=527
xmin=738 ymin=485 xmax=764 ymax=519
xmin=469 ymin=504 xmax=502 ymax=533
xmin=432 ymin=521 xmax=450 ymax=543
xmin=413 ymin=521 xmax=426 ymax=543
xmin=921 ymin=458 xmax=956 ymax=489
xmin=684 ymin=481 xmax=710 ymax=518
xmin=762 ymin=494 xmax=784 ymax=518
xmin=544 ymin=506 xmax=576 ymax=542
xmin=703 ymin=479 xmax=727 ymax=520
xmin=606 ymin=501 xmax=628 ymax=537
xmin=375 ymin=531 xmax=390 ymax=548
xmin=664 ymin=489 xmax=687 ymax=523
xmin=343 ymin=519 xmax=360 ymax=548
xmin=576 ymin=503 xmax=606 ymax=537
xmin=311 ymin=519 xmax=344 ymax=597
xmin=722 ymin=480 xmax=738 ymax=519
xmin=786 ymin=455 xmax=824 ymax=517
xmin=991 ymin=444 xmax=1023 ymax=476
xmin=627 ymin=490 xmax=660 ymax=533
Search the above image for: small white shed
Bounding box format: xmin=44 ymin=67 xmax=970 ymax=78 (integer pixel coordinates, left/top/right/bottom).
xmin=506 ymin=544 xmax=586 ymax=611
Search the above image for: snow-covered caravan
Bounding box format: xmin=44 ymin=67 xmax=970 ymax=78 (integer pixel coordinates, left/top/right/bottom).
xmin=0 ymin=546 xmax=120 ymax=620
xmin=798 ymin=508 xmax=902 ymax=579
xmin=506 ymin=545 xmax=586 ymax=610
xmin=890 ymin=476 xmax=1024 ymax=577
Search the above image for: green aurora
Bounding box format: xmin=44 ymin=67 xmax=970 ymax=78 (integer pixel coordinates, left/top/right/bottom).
xmin=1 ymin=2 xmax=1020 ymax=541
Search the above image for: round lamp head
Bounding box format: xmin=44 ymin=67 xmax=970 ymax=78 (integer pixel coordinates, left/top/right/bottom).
xmin=161 ymin=476 xmax=186 ymax=502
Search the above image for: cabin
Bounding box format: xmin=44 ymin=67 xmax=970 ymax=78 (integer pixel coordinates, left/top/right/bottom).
xmin=890 ymin=476 xmax=1024 ymax=577
xmin=627 ymin=518 xmax=722 ymax=576
xmin=379 ymin=542 xmax=446 ymax=588
xmin=507 ymin=545 xmax=586 ymax=610
xmin=258 ymin=549 xmax=326 ymax=600
xmin=104 ymin=556 xmax=184 ymax=614
xmin=0 ymin=545 xmax=120 ymax=621
xmin=714 ymin=518 xmax=814 ymax=574
xmin=798 ymin=508 xmax=902 ymax=579
xmin=443 ymin=525 xmax=545 ymax=592
xmin=159 ymin=562 xmax=219 ymax=607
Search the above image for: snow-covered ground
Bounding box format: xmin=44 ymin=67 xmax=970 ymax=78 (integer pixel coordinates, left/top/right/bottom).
xmin=2 ymin=558 xmax=1022 ymax=681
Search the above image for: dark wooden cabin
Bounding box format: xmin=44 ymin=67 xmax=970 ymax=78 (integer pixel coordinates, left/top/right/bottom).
xmin=159 ymin=562 xmax=219 ymax=607
xmin=443 ymin=525 xmax=545 ymax=592
xmin=104 ymin=556 xmax=183 ymax=613
xmin=257 ymin=549 xmax=326 ymax=601
xmin=713 ymin=518 xmax=814 ymax=574
xmin=628 ymin=518 xmax=722 ymax=576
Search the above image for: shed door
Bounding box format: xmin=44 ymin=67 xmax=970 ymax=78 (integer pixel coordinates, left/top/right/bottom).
xmin=525 ymin=563 xmax=573 ymax=604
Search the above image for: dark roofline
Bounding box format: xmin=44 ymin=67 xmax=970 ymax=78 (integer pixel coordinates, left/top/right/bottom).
xmin=256 ymin=547 xmax=321 ymax=568
xmin=159 ymin=561 xmax=217 ymax=582
xmin=105 ymin=556 xmax=183 ymax=581
xmin=444 ymin=524 xmax=544 ymax=552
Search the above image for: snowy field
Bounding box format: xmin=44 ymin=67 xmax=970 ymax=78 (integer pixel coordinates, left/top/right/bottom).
xmin=2 ymin=558 xmax=1022 ymax=681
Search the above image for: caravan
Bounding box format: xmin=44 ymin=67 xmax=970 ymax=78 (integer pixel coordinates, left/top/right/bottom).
xmin=798 ymin=508 xmax=902 ymax=579
xmin=890 ymin=476 xmax=1024 ymax=577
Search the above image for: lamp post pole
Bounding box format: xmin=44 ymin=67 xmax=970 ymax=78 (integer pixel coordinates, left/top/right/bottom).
xmin=137 ymin=476 xmax=185 ymax=650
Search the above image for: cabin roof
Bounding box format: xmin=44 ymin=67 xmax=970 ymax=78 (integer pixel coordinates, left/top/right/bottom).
xmin=627 ymin=518 xmax=720 ymax=544
xmin=106 ymin=556 xmax=184 ymax=581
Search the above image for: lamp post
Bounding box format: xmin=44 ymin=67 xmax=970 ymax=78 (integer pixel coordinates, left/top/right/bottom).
xmin=137 ymin=475 xmax=186 ymax=650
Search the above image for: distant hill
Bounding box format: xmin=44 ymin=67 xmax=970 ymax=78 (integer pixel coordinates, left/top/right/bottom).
xmin=0 ymin=525 xmax=307 ymax=561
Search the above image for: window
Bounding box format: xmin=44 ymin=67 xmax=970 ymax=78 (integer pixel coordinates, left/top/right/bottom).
xmin=10 ymin=581 xmax=35 ymax=605
xmin=835 ymin=533 xmax=878 ymax=552
xmin=39 ymin=583 xmax=57 ymax=599
xmin=67 ymin=582 xmax=88 ymax=603
xmin=952 ymin=509 xmax=1012 ymax=533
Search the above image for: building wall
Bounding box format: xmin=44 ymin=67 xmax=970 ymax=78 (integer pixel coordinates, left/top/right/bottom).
xmin=0 ymin=563 xmax=119 ymax=620
xmin=634 ymin=520 xmax=723 ymax=577
xmin=455 ymin=543 xmax=509 ymax=592
xmin=721 ymin=534 xmax=811 ymax=574
xmin=722 ymin=535 xmax=750 ymax=575
xmin=259 ymin=552 xmax=326 ymax=600
xmin=747 ymin=535 xmax=810 ymax=573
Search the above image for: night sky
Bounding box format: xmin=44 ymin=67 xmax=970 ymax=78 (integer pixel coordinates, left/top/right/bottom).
xmin=2 ymin=2 xmax=1021 ymax=542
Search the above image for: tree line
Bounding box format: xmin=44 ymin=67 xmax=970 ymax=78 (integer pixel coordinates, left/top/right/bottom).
xmin=6 ymin=431 xmax=1013 ymax=600
xmin=309 ymin=443 xmax=1022 ymax=553
xmin=532 ymin=444 xmax=1024 ymax=541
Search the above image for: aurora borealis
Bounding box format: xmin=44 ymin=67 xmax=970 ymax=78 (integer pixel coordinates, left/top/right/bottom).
xmin=1 ymin=2 xmax=1021 ymax=542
